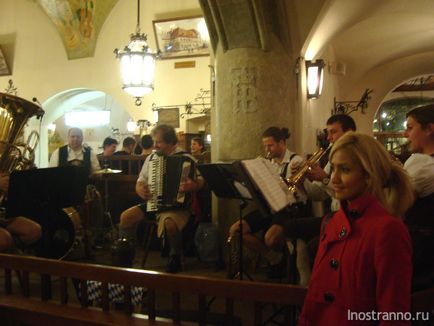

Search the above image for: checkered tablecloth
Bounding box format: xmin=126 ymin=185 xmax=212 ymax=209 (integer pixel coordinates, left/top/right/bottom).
xmin=82 ymin=280 xmax=146 ymax=305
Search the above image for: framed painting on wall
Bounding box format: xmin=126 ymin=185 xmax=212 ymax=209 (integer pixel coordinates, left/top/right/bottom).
xmin=157 ymin=108 xmax=180 ymax=128
xmin=153 ymin=16 xmax=210 ymax=59
xmin=0 ymin=48 xmax=11 ymax=76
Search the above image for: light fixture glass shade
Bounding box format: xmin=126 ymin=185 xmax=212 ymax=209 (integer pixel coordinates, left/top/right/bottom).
xmin=306 ymin=59 xmax=325 ymax=99
xmin=117 ymin=36 xmax=156 ymax=98
xmin=65 ymin=111 xmax=110 ymax=127
xmin=127 ymin=119 xmax=136 ymax=132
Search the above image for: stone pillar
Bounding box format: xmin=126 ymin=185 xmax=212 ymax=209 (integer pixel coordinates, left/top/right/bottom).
xmin=200 ymin=0 xmax=297 ymax=231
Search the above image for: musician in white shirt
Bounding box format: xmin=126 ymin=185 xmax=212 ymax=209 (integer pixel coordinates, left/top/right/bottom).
xmin=299 ymin=114 xmax=357 ymax=213
xmin=228 ymin=127 xmax=304 ymax=279
xmin=49 ymin=127 xmax=100 ymax=175
xmin=119 ymin=124 xmax=203 ymax=273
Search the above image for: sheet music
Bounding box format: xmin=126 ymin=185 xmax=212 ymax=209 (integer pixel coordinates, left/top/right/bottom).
xmin=242 ymin=158 xmax=295 ymax=213
xmin=233 ymin=180 xmax=253 ymax=200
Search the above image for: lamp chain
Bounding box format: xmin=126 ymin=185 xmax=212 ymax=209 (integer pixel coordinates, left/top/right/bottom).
xmin=136 ymin=0 xmax=141 ymax=33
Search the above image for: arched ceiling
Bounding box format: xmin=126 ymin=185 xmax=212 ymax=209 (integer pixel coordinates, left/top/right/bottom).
xmin=303 ymin=0 xmax=434 ymax=82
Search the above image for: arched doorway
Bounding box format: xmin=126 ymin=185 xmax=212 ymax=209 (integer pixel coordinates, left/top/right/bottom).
xmin=28 ymin=88 xmax=133 ymax=167
xmin=374 ymin=75 xmax=434 ymax=162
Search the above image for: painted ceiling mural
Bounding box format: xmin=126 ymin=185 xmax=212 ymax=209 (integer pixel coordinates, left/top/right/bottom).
xmin=36 ymin=0 xmax=118 ymax=60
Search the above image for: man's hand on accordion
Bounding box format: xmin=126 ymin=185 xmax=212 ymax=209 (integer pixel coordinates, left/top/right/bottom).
xmin=179 ymin=177 xmax=199 ymax=193
xmin=136 ymin=181 xmax=152 ymax=201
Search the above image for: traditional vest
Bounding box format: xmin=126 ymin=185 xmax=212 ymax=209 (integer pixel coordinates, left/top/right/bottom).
xmin=59 ymin=145 xmax=91 ymax=175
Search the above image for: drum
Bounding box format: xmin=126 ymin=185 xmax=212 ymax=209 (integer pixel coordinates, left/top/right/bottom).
xmin=37 ymin=207 xmax=82 ymax=260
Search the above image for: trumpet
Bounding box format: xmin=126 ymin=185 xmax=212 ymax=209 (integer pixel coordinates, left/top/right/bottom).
xmin=283 ymin=144 xmax=332 ymax=193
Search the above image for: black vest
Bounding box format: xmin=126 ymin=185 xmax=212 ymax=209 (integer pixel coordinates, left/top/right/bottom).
xmin=59 ymin=145 xmax=91 ymax=175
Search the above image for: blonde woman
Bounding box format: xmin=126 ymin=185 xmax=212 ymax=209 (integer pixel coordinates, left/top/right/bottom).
xmin=299 ymin=132 xmax=414 ymax=326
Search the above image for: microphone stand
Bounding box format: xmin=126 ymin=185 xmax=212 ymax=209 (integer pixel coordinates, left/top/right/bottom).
xmin=233 ymin=199 xmax=252 ymax=281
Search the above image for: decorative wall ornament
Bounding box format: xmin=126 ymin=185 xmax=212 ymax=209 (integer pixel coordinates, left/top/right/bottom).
xmin=231 ymin=67 xmax=257 ymax=113
xmin=4 ymin=79 xmax=17 ymax=95
xmin=333 ymin=89 xmax=373 ymax=116
xmin=36 ymin=0 xmax=119 ymax=60
xmin=151 ymin=89 xmax=211 ymax=123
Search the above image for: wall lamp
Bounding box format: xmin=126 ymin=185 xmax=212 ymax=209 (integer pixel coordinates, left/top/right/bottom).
xmin=306 ymin=59 xmax=325 ymax=99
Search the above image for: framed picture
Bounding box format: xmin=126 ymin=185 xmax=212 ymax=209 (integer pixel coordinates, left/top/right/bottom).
xmin=0 ymin=48 xmax=11 ymax=76
xmin=157 ymin=108 xmax=180 ymax=128
xmin=153 ymin=16 xmax=210 ymax=59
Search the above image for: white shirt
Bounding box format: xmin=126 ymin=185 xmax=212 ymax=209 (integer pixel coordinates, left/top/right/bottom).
xmin=303 ymin=161 xmax=340 ymax=212
xmin=49 ymin=145 xmax=101 ymax=173
xmin=404 ymin=153 xmax=434 ymax=198
xmin=271 ymin=149 xmax=307 ymax=203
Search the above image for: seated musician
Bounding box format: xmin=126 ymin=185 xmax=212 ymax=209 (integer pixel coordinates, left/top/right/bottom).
xmin=228 ymin=127 xmax=306 ymax=279
xmin=402 ymin=105 xmax=434 ymax=290
xmin=300 ymin=114 xmax=357 ymax=213
xmin=49 ymin=127 xmax=100 ymax=174
xmin=119 ymin=124 xmax=204 ymax=273
xmin=0 ymin=173 xmax=41 ymax=252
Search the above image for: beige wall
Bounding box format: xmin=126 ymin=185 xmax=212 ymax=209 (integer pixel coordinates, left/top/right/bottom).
xmin=0 ymin=0 xmax=211 ymax=166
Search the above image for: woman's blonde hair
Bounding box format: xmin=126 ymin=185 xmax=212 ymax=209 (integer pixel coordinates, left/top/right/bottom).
xmin=330 ymin=132 xmax=414 ymax=217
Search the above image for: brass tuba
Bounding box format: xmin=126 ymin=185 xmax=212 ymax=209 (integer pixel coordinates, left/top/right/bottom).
xmin=283 ymin=144 xmax=332 ymax=193
xmin=0 ymin=92 xmax=44 ymax=173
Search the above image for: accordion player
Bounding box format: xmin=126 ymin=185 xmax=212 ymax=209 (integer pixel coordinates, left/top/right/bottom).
xmin=146 ymin=153 xmax=196 ymax=212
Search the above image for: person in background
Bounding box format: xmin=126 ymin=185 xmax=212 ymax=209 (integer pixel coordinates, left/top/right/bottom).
xmin=0 ymin=173 xmax=42 ymax=252
xmin=402 ymin=104 xmax=434 ymax=290
xmin=100 ymin=137 xmax=118 ymax=157
xmin=98 ymin=137 xmax=118 ymax=169
xmin=49 ymin=127 xmax=100 ymax=175
xmin=113 ymin=137 xmax=137 ymax=174
xmin=139 ymin=134 xmax=154 ymax=156
xmin=190 ymin=137 xmax=210 ymax=164
xmin=299 ymin=132 xmax=414 ymax=326
xmin=191 ymin=137 xmax=204 ymax=156
xmin=114 ymin=137 xmax=136 ymax=156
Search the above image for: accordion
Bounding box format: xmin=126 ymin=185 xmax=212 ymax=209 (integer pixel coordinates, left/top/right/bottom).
xmin=146 ymin=154 xmax=195 ymax=212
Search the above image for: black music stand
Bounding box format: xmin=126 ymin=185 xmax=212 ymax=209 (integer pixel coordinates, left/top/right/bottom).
xmin=6 ymin=166 xmax=88 ymax=216
xmin=6 ymin=166 xmax=88 ymax=259
xmin=198 ymin=163 xmax=264 ymax=281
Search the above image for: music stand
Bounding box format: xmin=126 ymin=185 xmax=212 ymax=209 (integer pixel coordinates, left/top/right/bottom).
xmin=6 ymin=166 xmax=88 ymax=216
xmin=5 ymin=166 xmax=88 ymax=260
xmin=198 ymin=163 xmax=260 ymax=280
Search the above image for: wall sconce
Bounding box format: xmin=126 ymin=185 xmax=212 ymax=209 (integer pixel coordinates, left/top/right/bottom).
xmin=306 ymin=59 xmax=325 ymax=99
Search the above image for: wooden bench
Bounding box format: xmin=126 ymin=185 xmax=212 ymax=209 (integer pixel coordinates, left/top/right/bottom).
xmin=0 ymin=254 xmax=307 ymax=325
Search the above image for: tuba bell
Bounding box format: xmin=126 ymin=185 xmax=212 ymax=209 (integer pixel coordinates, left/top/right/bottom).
xmin=0 ymin=92 xmax=44 ymax=173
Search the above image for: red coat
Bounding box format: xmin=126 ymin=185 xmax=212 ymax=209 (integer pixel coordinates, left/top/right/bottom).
xmin=299 ymin=194 xmax=412 ymax=325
